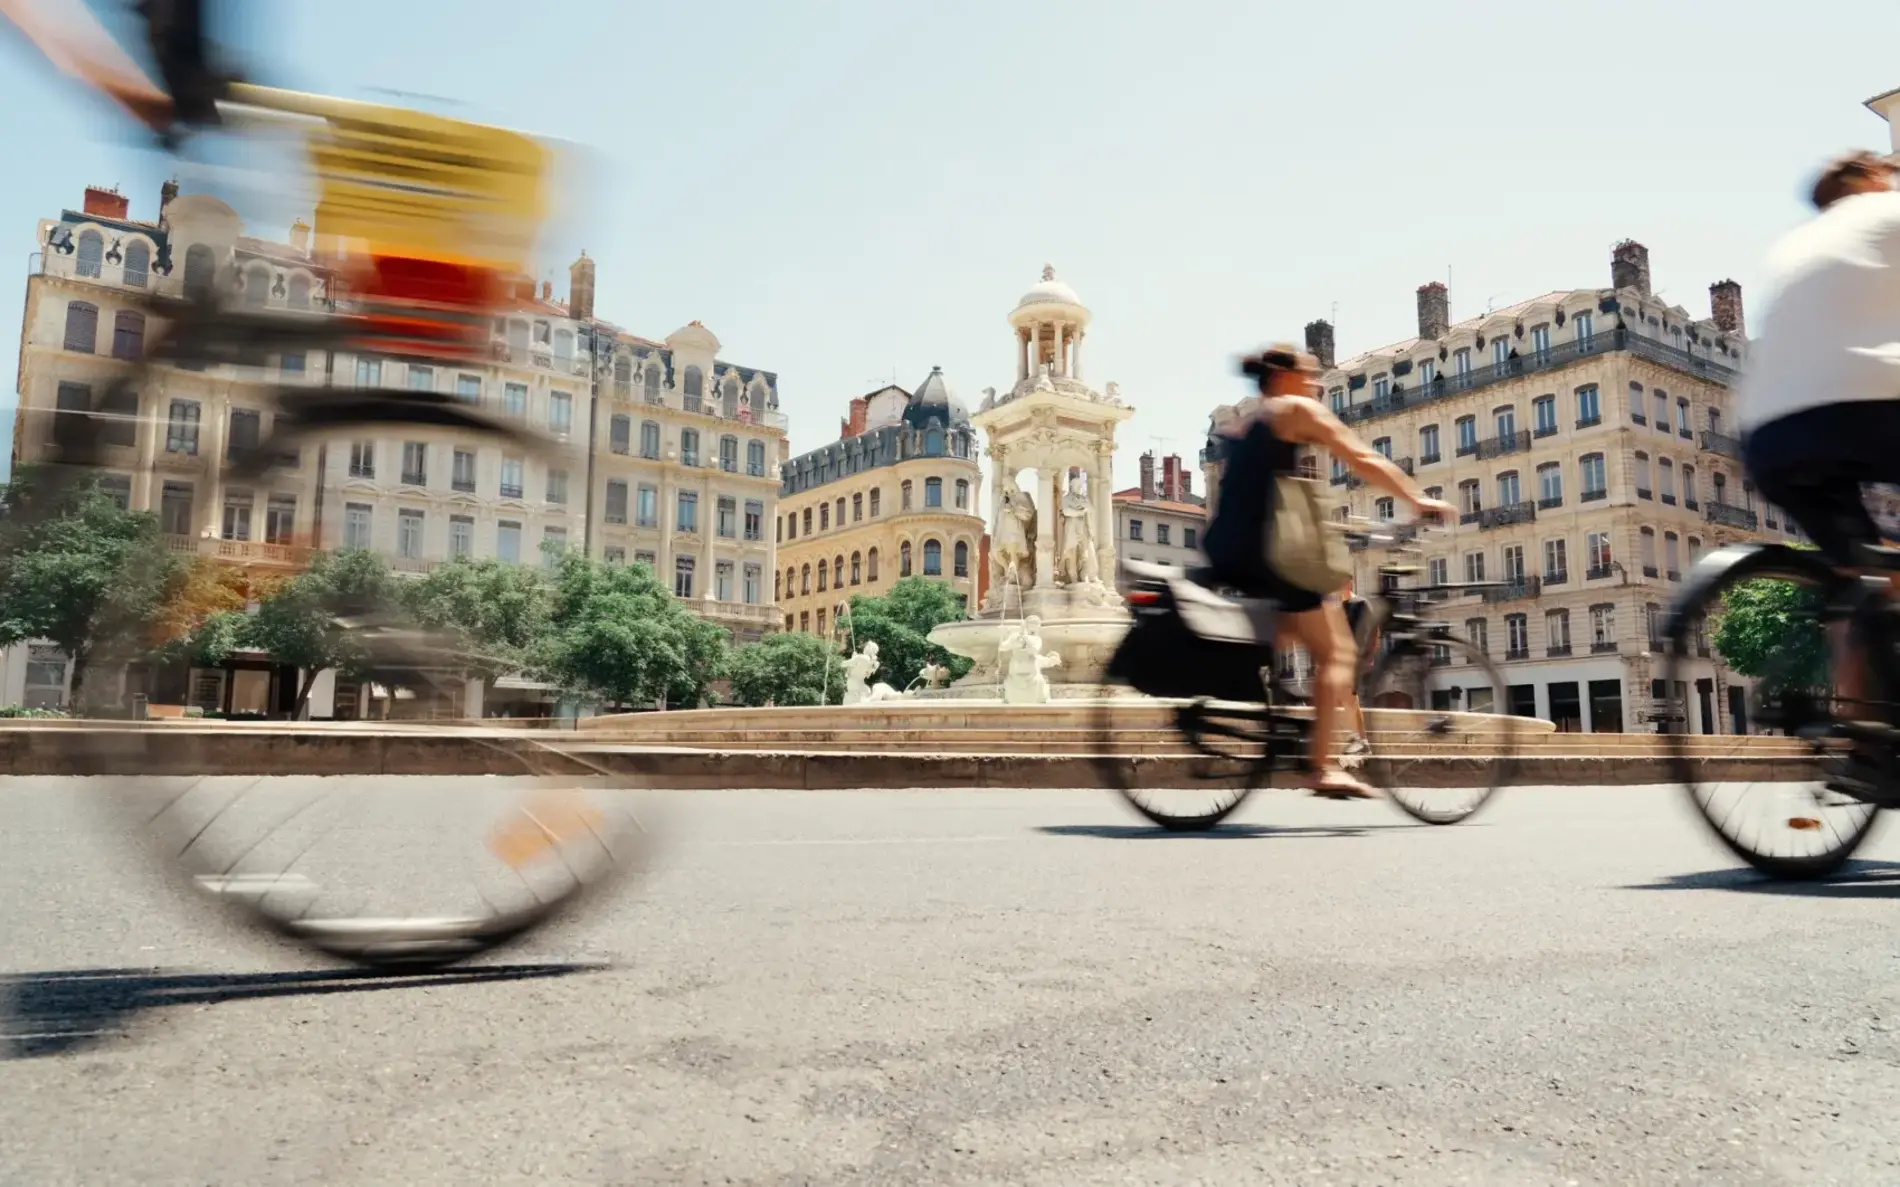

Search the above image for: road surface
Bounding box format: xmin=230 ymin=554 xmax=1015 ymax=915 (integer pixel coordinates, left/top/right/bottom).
xmin=2 ymin=779 xmax=1899 ymax=1186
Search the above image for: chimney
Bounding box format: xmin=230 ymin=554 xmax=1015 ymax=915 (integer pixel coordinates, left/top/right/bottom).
xmin=82 ymin=186 xmax=129 ymax=220
xmin=1304 ymin=319 xmax=1336 ymax=371
xmin=1180 ymin=467 xmax=1194 ymax=501
xmin=1139 ymin=451 xmax=1156 ymax=502
xmin=288 ymin=219 xmax=310 ymax=253
xmin=540 ymin=279 xmax=553 ymax=303
xmin=840 ymin=396 xmax=869 ymax=440
xmin=568 ymin=252 xmax=597 ymax=321
xmin=1709 ymin=279 xmax=1745 ymax=337
xmin=1416 ymin=281 xmax=1450 ymax=341
xmin=158 ymin=179 xmax=178 ymax=225
xmin=1611 ymin=240 xmax=1652 ymax=298
xmin=1161 ymin=455 xmax=1181 ymax=502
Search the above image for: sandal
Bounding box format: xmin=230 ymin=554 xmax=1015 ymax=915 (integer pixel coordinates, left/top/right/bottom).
xmin=1308 ymin=770 xmax=1380 ymax=800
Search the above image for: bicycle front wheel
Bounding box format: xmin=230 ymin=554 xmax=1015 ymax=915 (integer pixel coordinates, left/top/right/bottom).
xmin=1362 ymin=632 xmax=1517 ymax=824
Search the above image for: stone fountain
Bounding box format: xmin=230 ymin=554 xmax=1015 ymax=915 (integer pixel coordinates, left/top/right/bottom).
xmin=927 ymin=266 xmax=1135 ymax=700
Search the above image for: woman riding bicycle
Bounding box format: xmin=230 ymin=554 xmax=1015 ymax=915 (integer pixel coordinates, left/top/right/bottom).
xmin=1203 ymin=346 xmax=1454 ymax=799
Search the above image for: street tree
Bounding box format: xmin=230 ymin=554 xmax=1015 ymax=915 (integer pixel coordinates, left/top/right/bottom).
xmin=1711 ymin=575 xmax=1829 ymax=695
xmin=400 ymin=557 xmax=553 ymax=683
xmin=536 ymin=554 xmax=731 ymax=709
xmin=246 ymin=548 xmax=399 ymax=716
xmin=727 ymin=631 xmax=843 ymax=707
xmin=839 ymin=577 xmax=972 ymax=691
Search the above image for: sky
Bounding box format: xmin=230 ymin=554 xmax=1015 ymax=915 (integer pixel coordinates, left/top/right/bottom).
xmin=2 ymin=0 xmax=1897 ymax=493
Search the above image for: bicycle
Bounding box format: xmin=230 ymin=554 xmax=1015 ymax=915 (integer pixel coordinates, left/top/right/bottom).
xmin=1660 ymin=538 xmax=1900 ymax=879
xmin=1088 ymin=519 xmax=1519 ymax=831
xmin=13 ymin=15 xmax=645 ymax=969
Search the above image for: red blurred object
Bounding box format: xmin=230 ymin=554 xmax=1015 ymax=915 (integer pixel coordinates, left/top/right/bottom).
xmin=340 ymin=254 xmax=505 ymax=364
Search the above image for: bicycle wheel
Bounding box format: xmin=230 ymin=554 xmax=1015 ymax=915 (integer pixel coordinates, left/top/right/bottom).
xmin=1362 ymin=631 xmax=1517 ymax=824
xmin=1662 ymin=548 xmax=1881 ymax=879
xmin=1088 ymin=680 xmax=1282 ymax=832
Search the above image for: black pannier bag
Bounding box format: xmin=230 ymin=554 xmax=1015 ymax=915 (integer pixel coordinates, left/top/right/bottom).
xmin=1107 ymin=607 xmax=1271 ymax=703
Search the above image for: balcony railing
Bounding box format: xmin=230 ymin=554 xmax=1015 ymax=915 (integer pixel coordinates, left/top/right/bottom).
xmin=1700 ymin=430 xmax=1743 ymax=460
xmin=1419 ymin=451 xmax=1442 ymax=467
xmin=1483 ymin=576 xmax=1541 ymax=604
xmin=1538 ymin=495 xmax=1563 ymax=510
xmin=1544 ymin=569 xmax=1569 ymax=586
xmin=1586 ymin=564 xmax=1614 ymax=580
xmin=1707 ymin=502 xmax=1758 ymax=530
xmin=401 ymin=470 xmax=427 ymax=487
xmin=1661 ymin=493 xmax=1677 ymax=506
xmin=1576 ymin=415 xmax=1602 ymax=429
xmin=1666 ymin=569 xmax=1681 ymax=582
xmin=1581 ymin=488 xmax=1608 ymax=503
xmin=1636 ymin=487 xmax=1653 ymax=501
xmin=1480 ymin=501 xmax=1536 ymax=529
xmin=1684 ymin=497 xmax=1700 ymax=510
xmin=1591 ymin=640 xmax=1619 ymax=654
xmin=1505 ymin=646 xmax=1530 ymax=661
xmin=1476 ymin=429 xmax=1532 ymax=460
xmin=1547 ymin=643 xmax=1573 ymax=657
xmin=1642 ymin=565 xmax=1659 ymax=578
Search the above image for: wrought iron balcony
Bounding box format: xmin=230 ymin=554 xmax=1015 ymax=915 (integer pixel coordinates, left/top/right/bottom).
xmin=1591 ymin=640 xmax=1619 ymax=654
xmin=1636 ymin=487 xmax=1653 ymax=501
xmin=1538 ymin=495 xmax=1564 ymax=510
xmin=1505 ymin=646 xmax=1530 ymax=661
xmin=1701 ymin=430 xmax=1743 ymax=460
xmin=1706 ymin=502 xmax=1757 ymax=530
xmin=1667 ymin=569 xmax=1681 ymax=582
xmin=1576 ymin=415 xmax=1602 ymax=429
xmin=1483 ymin=576 xmax=1541 ymax=603
xmin=1586 ymin=564 xmax=1614 ymax=580
xmin=1480 ymin=501 xmax=1536 ymax=529
xmin=1476 ymin=429 xmax=1532 ymax=460
xmin=1419 ymin=451 xmax=1442 ymax=466
xmin=1642 ymin=565 xmax=1659 ymax=578
xmin=1684 ymin=497 xmax=1700 ymax=511
xmin=1547 ymin=643 xmax=1573 ymax=657
xmin=1661 ymin=493 xmax=1677 ymax=506
xmin=1543 ymin=569 xmax=1569 ymax=586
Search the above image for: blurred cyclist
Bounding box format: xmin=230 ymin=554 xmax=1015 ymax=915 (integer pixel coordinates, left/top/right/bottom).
xmin=0 ymin=0 xmax=231 ymax=137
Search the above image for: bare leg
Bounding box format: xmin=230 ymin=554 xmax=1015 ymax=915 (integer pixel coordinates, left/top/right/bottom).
xmin=1280 ymin=600 xmax=1375 ymax=797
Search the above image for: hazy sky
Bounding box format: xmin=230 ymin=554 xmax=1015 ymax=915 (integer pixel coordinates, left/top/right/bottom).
xmin=2 ymin=0 xmax=1896 ymax=489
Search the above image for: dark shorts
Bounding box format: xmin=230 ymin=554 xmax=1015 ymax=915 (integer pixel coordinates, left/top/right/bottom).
xmin=1745 ymin=402 xmax=1900 ymax=562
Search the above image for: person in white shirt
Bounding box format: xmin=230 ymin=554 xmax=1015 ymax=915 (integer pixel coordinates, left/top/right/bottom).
xmin=1740 ymin=151 xmax=1900 ymax=713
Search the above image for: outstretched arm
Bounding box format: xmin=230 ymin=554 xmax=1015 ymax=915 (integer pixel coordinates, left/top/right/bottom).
xmin=1 ymin=0 xmax=172 ymax=130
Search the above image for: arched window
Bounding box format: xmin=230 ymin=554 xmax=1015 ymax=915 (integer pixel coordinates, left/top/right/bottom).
xmin=818 ymin=560 xmax=829 ymax=592
xmin=287 ymin=273 xmax=311 ymax=309
xmin=925 ymin=428 xmax=944 ymax=455
xmin=785 ymin=566 xmax=795 ymax=595
xmin=507 ymin=319 xmax=530 ymax=356
xmin=75 ymin=230 xmax=103 ymax=279
xmin=953 ymin=540 xmax=969 ymax=577
xmin=851 ymin=551 xmax=862 ymax=584
xmin=722 ymin=375 xmax=741 ymax=417
xmin=900 ymin=541 xmax=914 ymax=577
xmin=925 ymin=477 xmax=943 ymax=508
xmin=820 ymin=504 xmax=830 ymax=531
xmin=614 ymin=356 xmax=632 ymax=393
xmin=801 ymin=564 xmax=811 ymax=595
xmin=867 ymin=547 xmax=880 ymax=581
xmin=554 ymin=329 xmax=574 ymax=361
xmin=923 ymin=540 xmax=942 ymax=576
xmin=62 ymin=302 xmax=98 ymax=353
xmin=901 ymin=480 xmax=914 ymax=511
xmin=869 ymin=488 xmax=882 ymax=517
xmin=834 ymin=554 xmax=845 ymax=588
xmin=645 ymin=364 xmax=662 ymax=402
xmin=111 ymin=311 xmax=145 ymax=361
xmin=183 ymin=244 xmax=215 ymax=300
xmin=774 ymin=570 xmax=782 ymax=601
xmin=955 ymin=479 xmax=970 ymax=510
xmin=683 ymin=365 xmax=704 ymax=402
xmin=122 ymin=240 xmax=149 ymax=288
xmin=245 ymin=265 xmax=270 ymax=306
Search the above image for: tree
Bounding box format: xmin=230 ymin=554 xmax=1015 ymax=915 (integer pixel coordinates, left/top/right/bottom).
xmin=1711 ymin=576 xmax=1828 ymax=695
xmin=144 ymin=556 xmax=287 ymax=670
xmin=0 ymin=469 xmax=181 ymax=707
xmin=400 ymin=557 xmax=553 ymax=682
xmin=535 ymin=553 xmax=731 ymax=708
xmin=840 ymin=577 xmax=973 ymax=691
xmin=246 ymin=549 xmax=398 ymax=716
xmin=728 ymin=631 xmax=843 ymax=706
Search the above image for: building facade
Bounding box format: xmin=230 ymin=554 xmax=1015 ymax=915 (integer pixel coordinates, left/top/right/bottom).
xmin=776 ymin=368 xmax=984 ymax=640
xmin=1207 ymin=240 xmax=1783 ymax=734
xmin=1113 ymin=452 xmax=1206 ymax=575
xmin=1869 ymin=85 xmax=1900 ymax=161
xmin=9 ymin=183 xmax=787 ymax=712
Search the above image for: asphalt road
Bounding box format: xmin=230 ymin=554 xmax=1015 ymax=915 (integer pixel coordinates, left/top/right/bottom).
xmin=3 ymin=779 xmax=1900 ymax=1186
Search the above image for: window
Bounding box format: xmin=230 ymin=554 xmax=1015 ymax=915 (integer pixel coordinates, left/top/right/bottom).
xmin=1428 ymin=556 xmax=1448 ymax=586
xmin=610 ymin=415 xmax=631 ymax=455
xmin=1184 ymin=527 xmax=1199 ymax=550
xmin=1682 ymin=465 xmax=1697 ymax=507
xmin=63 ymin=302 xmax=98 ymax=353
xmin=554 ymin=329 xmax=573 ymax=363
xmin=1530 ymin=325 xmax=1551 ymax=361
xmin=281 ymin=351 xmax=305 ymax=376
xmin=1587 ymin=531 xmax=1612 ymax=575
xmin=1676 ymin=399 xmax=1691 ymax=436
xmin=1532 ymin=395 xmax=1556 ymax=436
xmin=1544 ymin=538 xmax=1568 ymax=580
xmin=504 ymin=383 xmax=528 ymax=418
xmin=900 ymin=541 xmax=914 ymax=576
xmin=1506 ymin=614 xmax=1529 ymax=659
xmin=1129 ymin=518 xmax=1144 ymax=541
xmin=1455 ymin=416 xmax=1478 ymax=454
xmin=716 ymin=562 xmax=736 ymax=602
xmin=640 ymin=420 xmax=660 ymax=459
xmin=720 ymin=435 xmax=739 ymax=473
xmin=901 ymin=480 xmax=914 ymax=511
xmin=397 ymin=509 xmax=424 ymax=559
xmin=499 ymin=458 xmax=524 ymax=499
xmin=450 ymin=515 xmax=473 ymax=558
xmin=677 ymin=490 xmax=700 ymax=533
xmin=344 ymin=503 xmax=373 ymax=550
xmin=675 ymin=557 xmax=695 ymax=599
xmin=1576 ymin=385 xmax=1601 ymax=426
xmin=1375 ymin=497 xmax=1395 ymax=521
xmin=496 ymin=520 xmax=521 ymax=564
xmin=1418 ymin=360 xmax=1436 ymax=388
xmin=800 ymin=564 xmax=811 ymax=595
xmin=1639 ymin=528 xmax=1658 ymax=576
xmin=635 ymin=550 xmax=657 ymax=571
xmin=1575 ymin=312 xmax=1595 ymax=343
xmin=606 ymin=545 xmax=627 ymax=566
xmin=955 ymin=540 xmax=970 ymax=577
xmin=166 ymin=400 xmax=201 ymax=455
xmin=1158 ymin=523 xmax=1173 ymax=544
xmin=1464 ymin=551 xmax=1486 ymax=582
xmin=1494 ymin=405 xmax=1516 ymax=438
xmin=1458 ymin=480 xmax=1482 ymax=515
xmin=109 ymin=310 xmax=145 ymax=361
xmin=1451 ymin=348 xmax=1471 ymax=378
xmin=820 ymin=504 xmax=830 ymax=531
xmin=457 ymin=374 xmax=482 ymax=403
xmin=1547 ymin=610 xmax=1571 ymax=654
xmin=867 ymin=548 xmax=880 ymax=581
xmin=926 ymin=477 xmax=943 ymax=508
xmin=1628 ymin=382 xmax=1646 ymax=424
xmin=1419 ymin=424 xmax=1440 ymax=461
xmin=870 ymin=489 xmax=882 ymax=517
xmin=546 ymin=468 xmax=568 ymax=505
xmin=450 ymin=449 xmax=476 ymax=493
xmin=1502 ymin=543 xmax=1526 ymax=582
xmin=408 ymin=365 xmax=434 ymax=393
xmin=802 ymin=508 xmax=813 ymax=535
xmin=222 ymin=408 xmax=260 ymax=462
xmin=1653 ymin=390 xmax=1669 ymax=431
xmin=74 ymin=229 xmax=104 ymax=278
xmin=159 ymin=482 xmax=193 ymax=535
xmin=747 ymin=440 xmax=766 ymax=477
xmin=1467 ymin=618 xmax=1490 ymax=655
xmin=1497 ymin=471 xmax=1520 ymax=506
xmin=682 ymin=366 xmax=704 ymax=409
xmin=924 ymin=539 xmax=943 ymax=576
xmin=680 ymin=429 xmax=700 ymax=467
xmin=1537 ymin=462 xmax=1562 ymax=505
xmin=1591 ymin=604 xmax=1616 ymax=648
xmin=1580 ymin=453 xmax=1607 ymax=499
xmin=221 ymin=491 xmax=252 ymax=541
xmin=1372 ymin=375 xmax=1390 ymax=400
xmin=1633 ymin=452 xmax=1652 ymax=498
xmin=1492 ymin=337 xmax=1511 ymax=369
xmin=745 ymin=500 xmax=763 ymax=541
xmin=1329 ymin=387 xmax=1346 ymax=414
xmin=287 ymin=273 xmax=310 ymax=309
xmin=717 ymin=496 xmax=737 ymax=538
xmin=355 ymin=358 xmax=383 ymax=388
xmin=849 ymin=552 xmax=862 ymax=584
xmin=123 ymin=239 xmax=149 ymax=288
xmin=1373 ymin=436 xmax=1392 ymax=458
xmin=955 ymin=479 xmax=970 ymax=509
xmin=822 ymin=560 xmax=833 ymax=594
xmin=400 ymin=441 xmax=427 ymax=486
xmin=836 ymin=498 xmax=846 ymax=528
xmin=744 ymin=564 xmax=761 ymax=604
xmin=1658 ymin=458 xmax=1675 ymax=503
xmin=533 ymin=320 xmax=551 ymax=346
xmin=549 ymin=391 xmax=573 ymax=435
xmin=183 ymin=244 xmax=215 ymax=299
xmin=605 ymin=480 xmax=629 ymax=524
xmin=1665 ymin=531 xmax=1681 ymax=579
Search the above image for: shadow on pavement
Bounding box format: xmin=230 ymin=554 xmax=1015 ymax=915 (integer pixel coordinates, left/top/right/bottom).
xmin=1035 ymin=822 xmax=1389 ymax=841
xmin=0 ymin=962 xmax=598 ymax=1060
xmin=1629 ymin=860 xmax=1900 ymax=900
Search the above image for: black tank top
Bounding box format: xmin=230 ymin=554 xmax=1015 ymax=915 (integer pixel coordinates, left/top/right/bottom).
xmin=1203 ymin=410 xmax=1299 ymax=588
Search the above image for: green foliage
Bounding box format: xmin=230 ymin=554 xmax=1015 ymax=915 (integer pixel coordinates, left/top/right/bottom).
xmin=534 ymin=553 xmax=730 ymax=708
xmin=1711 ymin=576 xmax=1828 ymax=694
xmin=0 ymin=706 xmax=68 ymax=719
xmin=400 ymin=557 xmax=553 ymax=680
xmin=246 ymin=549 xmax=399 ymax=711
xmin=0 ymin=469 xmax=181 ymax=704
xmin=840 ymin=577 xmax=972 ymax=690
xmin=728 ymin=631 xmax=844 ymax=707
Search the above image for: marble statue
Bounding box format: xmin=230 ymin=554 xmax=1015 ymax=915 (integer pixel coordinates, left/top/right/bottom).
xmin=842 ymin=641 xmax=900 ymax=705
xmin=1032 ymin=364 xmax=1057 ymax=394
xmin=998 ymin=615 xmax=1063 ymax=705
xmin=1103 ymin=381 xmax=1123 ymax=405
xmin=1056 ymin=471 xmax=1100 ymax=586
xmin=918 ymin=661 xmax=951 ymax=691
xmin=991 ymin=479 xmax=1037 ymax=594
xmin=979 ymin=386 xmax=998 ymax=411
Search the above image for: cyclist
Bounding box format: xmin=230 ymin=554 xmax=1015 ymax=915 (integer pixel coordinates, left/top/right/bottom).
xmin=1739 ymin=150 xmax=1900 ymax=716
xmin=0 ymin=0 xmax=225 ymax=136
xmin=1205 ymin=345 xmax=1454 ymax=798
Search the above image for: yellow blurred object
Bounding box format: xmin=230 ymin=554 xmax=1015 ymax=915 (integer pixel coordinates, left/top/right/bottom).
xmin=488 ymin=792 xmax=606 ymax=870
xmin=228 ymin=83 xmax=548 ymax=274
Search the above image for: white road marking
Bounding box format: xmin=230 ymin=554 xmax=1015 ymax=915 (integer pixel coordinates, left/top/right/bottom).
xmin=701 ymin=834 xmax=1031 ymax=848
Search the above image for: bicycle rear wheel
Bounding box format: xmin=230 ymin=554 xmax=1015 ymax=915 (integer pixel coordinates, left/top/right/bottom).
xmin=1362 ymin=632 xmax=1516 ymax=824
xmin=1088 ymin=681 xmax=1283 ymax=832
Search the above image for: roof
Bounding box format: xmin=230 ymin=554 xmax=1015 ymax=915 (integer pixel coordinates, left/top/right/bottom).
xmin=1112 ymin=490 xmax=1207 ymax=516
xmin=1867 ymin=85 xmax=1900 ymax=115
xmin=1332 ymin=289 xmax=1578 ymax=372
